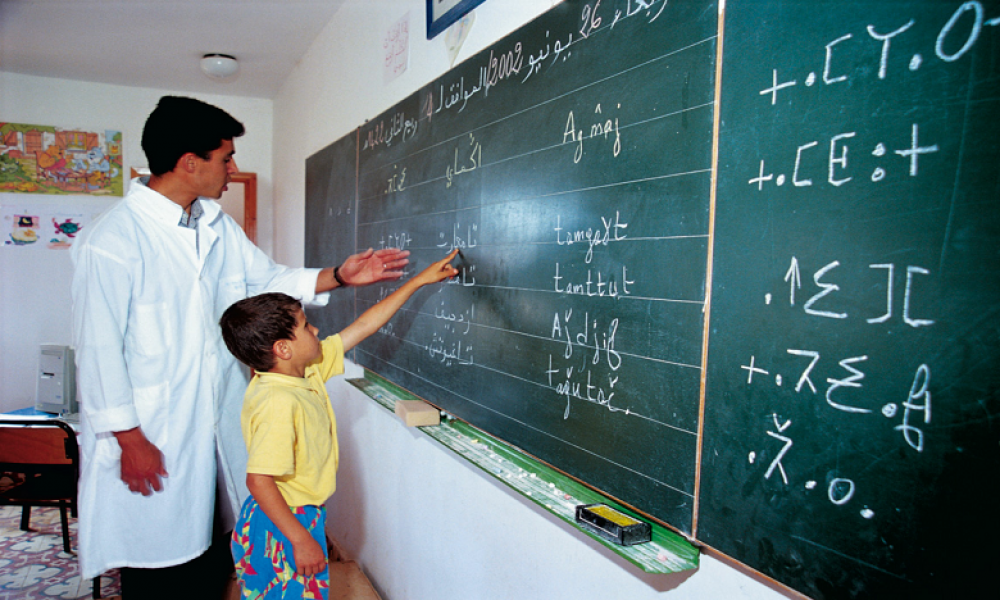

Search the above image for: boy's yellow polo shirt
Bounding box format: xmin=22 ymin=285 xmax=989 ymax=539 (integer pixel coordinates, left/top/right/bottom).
xmin=241 ymin=335 xmax=344 ymax=507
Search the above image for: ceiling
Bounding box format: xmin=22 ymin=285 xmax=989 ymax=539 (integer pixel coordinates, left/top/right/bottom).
xmin=0 ymin=0 xmax=349 ymax=99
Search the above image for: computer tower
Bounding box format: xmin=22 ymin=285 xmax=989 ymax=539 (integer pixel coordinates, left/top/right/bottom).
xmin=35 ymin=344 xmax=77 ymax=415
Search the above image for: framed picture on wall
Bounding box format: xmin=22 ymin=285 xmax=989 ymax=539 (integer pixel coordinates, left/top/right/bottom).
xmin=426 ymin=0 xmax=486 ymax=39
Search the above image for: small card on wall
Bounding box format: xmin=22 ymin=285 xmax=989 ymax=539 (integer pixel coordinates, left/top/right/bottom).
xmin=384 ymin=12 xmax=410 ymax=83
xmin=1 ymin=203 xmax=95 ymax=249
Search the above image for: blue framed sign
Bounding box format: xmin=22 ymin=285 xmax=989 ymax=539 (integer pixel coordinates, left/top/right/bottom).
xmin=426 ymin=0 xmax=486 ymax=39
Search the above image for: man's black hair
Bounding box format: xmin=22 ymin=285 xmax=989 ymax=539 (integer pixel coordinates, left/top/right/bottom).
xmin=141 ymin=96 xmax=245 ymax=176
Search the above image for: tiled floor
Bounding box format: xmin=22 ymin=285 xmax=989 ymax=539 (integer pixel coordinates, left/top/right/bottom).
xmin=0 ymin=505 xmax=120 ymax=599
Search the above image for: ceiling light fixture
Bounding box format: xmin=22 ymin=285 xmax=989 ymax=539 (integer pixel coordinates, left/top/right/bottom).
xmin=200 ymin=54 xmax=239 ymax=79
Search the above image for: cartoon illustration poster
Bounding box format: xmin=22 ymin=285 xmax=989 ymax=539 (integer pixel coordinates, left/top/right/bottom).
xmin=0 ymin=122 xmax=123 ymax=196
xmin=2 ymin=204 xmax=93 ymax=249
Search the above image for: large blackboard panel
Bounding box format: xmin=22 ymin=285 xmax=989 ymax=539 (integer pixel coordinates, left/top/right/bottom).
xmin=304 ymin=0 xmax=1000 ymax=597
xmin=700 ymin=1 xmax=1000 ymax=598
xmin=304 ymin=131 xmax=357 ymax=336
xmin=348 ymin=0 xmax=718 ymax=535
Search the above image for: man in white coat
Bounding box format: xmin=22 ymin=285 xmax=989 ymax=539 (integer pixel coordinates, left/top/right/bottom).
xmin=71 ymin=96 xmax=409 ymax=599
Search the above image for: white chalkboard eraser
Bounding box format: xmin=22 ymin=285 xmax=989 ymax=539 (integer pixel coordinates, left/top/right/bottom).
xmin=394 ymin=400 xmax=441 ymax=427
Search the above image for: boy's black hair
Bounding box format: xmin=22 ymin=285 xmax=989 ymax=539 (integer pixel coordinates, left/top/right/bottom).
xmin=220 ymin=292 xmax=302 ymax=372
xmin=141 ymin=95 xmax=246 ymax=176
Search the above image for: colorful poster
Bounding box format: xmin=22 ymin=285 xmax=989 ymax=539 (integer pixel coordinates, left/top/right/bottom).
xmin=0 ymin=122 xmax=123 ymax=196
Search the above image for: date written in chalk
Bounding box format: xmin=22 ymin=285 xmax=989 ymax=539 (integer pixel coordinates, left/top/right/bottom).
xmin=575 ymin=503 xmax=651 ymax=546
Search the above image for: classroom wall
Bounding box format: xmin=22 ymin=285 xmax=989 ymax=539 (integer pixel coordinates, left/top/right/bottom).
xmin=271 ymin=2 xmax=798 ymax=598
xmin=0 ymin=72 xmax=274 ymax=413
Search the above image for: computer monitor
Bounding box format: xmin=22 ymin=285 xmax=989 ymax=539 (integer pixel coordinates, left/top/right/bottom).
xmin=35 ymin=345 xmax=77 ymax=416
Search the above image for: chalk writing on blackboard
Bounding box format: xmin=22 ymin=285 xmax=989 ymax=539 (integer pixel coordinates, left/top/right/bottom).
xmin=749 ymin=124 xmax=939 ymax=190
xmin=363 ymin=110 xmax=417 ymax=150
xmin=746 ymin=359 xmax=931 ymax=520
xmin=759 ymin=1 xmax=998 ymax=107
xmin=748 ymin=3 xmax=1000 ymax=194
xmin=385 ymin=165 xmax=407 ymax=194
xmin=313 ymin=0 xmax=715 ymax=581
xmin=701 ymin=0 xmax=1000 ymax=595
xmin=767 ymin=258 xmax=935 ymax=326
xmin=446 ymin=135 xmax=483 ymax=187
xmin=739 ymin=250 xmax=940 ymax=501
xmin=564 ymin=104 xmax=623 ymax=163
xmin=377 ymin=231 xmax=413 ymax=252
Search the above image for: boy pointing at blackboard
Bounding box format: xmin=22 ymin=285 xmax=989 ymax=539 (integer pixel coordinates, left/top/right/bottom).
xmin=219 ymin=248 xmax=458 ymax=599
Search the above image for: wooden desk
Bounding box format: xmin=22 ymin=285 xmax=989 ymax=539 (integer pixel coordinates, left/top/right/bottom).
xmin=0 ymin=417 xmax=79 ymax=553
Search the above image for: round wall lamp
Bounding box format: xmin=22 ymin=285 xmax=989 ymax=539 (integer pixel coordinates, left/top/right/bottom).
xmin=200 ymin=54 xmax=239 ymax=79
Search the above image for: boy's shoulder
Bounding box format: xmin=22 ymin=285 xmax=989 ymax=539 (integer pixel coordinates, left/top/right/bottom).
xmin=307 ymin=334 xmax=345 ymax=380
xmin=244 ymin=375 xmax=305 ymax=412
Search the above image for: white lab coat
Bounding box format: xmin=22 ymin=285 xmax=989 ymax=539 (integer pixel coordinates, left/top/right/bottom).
xmin=71 ymin=178 xmax=328 ymax=579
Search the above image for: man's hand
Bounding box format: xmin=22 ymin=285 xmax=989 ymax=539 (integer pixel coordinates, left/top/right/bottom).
xmin=338 ymin=248 xmax=410 ymax=286
xmin=113 ymin=427 xmax=168 ymax=495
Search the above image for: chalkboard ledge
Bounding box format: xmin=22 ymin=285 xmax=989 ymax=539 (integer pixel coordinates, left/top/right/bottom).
xmin=346 ymin=370 xmax=700 ymax=575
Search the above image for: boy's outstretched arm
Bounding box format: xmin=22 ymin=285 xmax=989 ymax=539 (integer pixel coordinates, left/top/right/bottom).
xmin=339 ymin=248 xmax=459 ymax=351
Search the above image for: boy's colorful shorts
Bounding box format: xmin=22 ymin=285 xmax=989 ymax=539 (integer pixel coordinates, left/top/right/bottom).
xmin=231 ymin=496 xmax=329 ymax=599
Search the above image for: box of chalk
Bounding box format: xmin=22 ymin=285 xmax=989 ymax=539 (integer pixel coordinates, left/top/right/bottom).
xmin=575 ymin=503 xmax=652 ymax=546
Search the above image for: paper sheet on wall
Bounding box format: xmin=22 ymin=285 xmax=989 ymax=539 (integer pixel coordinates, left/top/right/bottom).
xmin=2 ymin=203 xmax=95 ymax=249
xmin=445 ymin=13 xmax=475 ymax=68
xmin=384 ymin=12 xmax=410 ymax=83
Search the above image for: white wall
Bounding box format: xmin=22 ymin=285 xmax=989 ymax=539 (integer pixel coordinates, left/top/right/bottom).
xmin=271 ymin=2 xmax=799 ymax=599
xmin=0 ymin=73 xmax=274 ymax=412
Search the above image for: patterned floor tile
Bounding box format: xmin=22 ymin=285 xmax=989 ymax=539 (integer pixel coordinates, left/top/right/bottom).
xmin=0 ymin=505 xmax=120 ymax=599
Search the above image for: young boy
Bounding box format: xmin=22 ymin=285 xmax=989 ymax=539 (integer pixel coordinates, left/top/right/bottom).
xmin=219 ymin=248 xmax=459 ymax=599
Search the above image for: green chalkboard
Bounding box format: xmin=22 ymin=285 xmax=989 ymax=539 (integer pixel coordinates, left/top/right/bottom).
xmin=308 ymin=0 xmax=717 ymax=534
xmin=701 ymin=1 xmax=1000 ymax=598
xmin=304 ymin=0 xmax=1000 ymax=598
xmin=350 ymin=0 xmax=717 ymax=536
xmin=304 ymin=131 xmax=358 ymax=337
